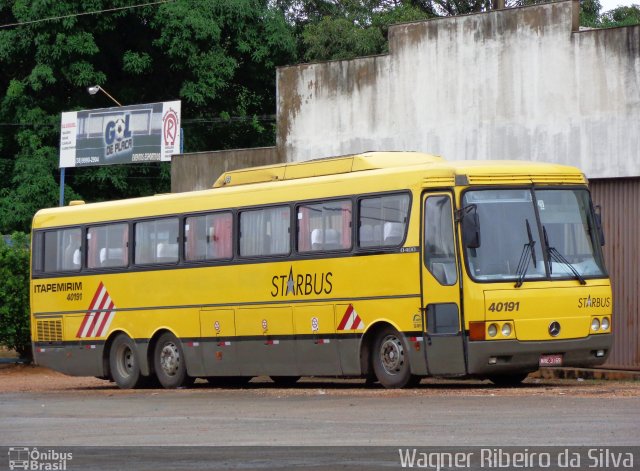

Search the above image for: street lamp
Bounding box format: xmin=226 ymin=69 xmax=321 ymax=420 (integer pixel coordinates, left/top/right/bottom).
xmin=87 ymin=85 xmax=123 ymax=107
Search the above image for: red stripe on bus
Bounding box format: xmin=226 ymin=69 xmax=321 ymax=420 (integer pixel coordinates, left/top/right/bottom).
xmin=76 ymin=282 xmax=105 ymax=337
xmin=86 ymin=291 xmax=110 ymax=337
xmin=337 ymin=304 xmax=354 ymax=331
xmin=95 ymin=301 xmax=114 ymax=337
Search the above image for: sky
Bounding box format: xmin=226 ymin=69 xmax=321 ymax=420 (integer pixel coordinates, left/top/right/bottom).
xmin=599 ymin=0 xmax=637 ymax=11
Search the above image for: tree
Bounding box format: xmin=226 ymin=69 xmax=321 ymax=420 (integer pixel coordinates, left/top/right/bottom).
xmin=281 ymin=0 xmax=634 ymax=64
xmin=0 ymin=233 xmax=31 ymax=360
xmin=600 ymin=4 xmax=640 ymax=26
xmin=301 ymin=2 xmax=433 ymax=61
xmin=0 ymin=0 xmax=297 ymax=232
xmin=580 ymin=0 xmax=603 ymax=27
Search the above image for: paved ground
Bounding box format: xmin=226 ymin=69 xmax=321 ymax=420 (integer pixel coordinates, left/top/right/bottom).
xmin=0 ymin=366 xmax=640 ymax=469
xmin=1 ymin=365 xmax=639 ymax=448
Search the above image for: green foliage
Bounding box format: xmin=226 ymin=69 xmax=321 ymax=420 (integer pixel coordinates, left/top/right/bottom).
xmin=601 ymin=4 xmax=640 ymax=26
xmin=282 ymin=1 xmax=433 ymax=61
xmin=0 ymin=232 xmax=31 ymax=360
xmin=303 ymin=16 xmax=385 ymax=61
xmin=0 ymin=0 xmax=298 ymax=234
xmin=580 ymin=0 xmax=603 ymax=27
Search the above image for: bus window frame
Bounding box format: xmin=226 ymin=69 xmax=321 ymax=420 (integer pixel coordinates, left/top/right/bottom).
xmin=31 ymin=190 xmax=415 ymax=279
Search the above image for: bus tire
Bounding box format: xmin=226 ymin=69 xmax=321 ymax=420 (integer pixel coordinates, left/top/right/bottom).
xmin=109 ymin=334 xmax=144 ymax=389
xmin=372 ymin=326 xmax=417 ymax=389
xmin=488 ymin=373 xmax=529 ymax=387
xmin=270 ymin=376 xmax=301 ymax=387
xmin=154 ymin=332 xmax=193 ymax=389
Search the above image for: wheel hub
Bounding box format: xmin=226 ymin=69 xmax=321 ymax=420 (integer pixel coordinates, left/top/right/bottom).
xmin=380 ymin=335 xmax=404 ymax=375
xmin=117 ymin=344 xmax=135 ymax=377
xmin=159 ymin=342 xmax=181 ymax=376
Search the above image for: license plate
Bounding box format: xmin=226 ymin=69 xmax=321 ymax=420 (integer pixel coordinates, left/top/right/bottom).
xmin=539 ymin=354 xmax=563 ymax=367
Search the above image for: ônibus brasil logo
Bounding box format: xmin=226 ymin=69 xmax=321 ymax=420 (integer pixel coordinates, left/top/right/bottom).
xmin=8 ymin=447 xmax=72 ymax=470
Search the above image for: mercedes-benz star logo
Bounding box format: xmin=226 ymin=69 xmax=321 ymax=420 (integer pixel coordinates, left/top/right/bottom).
xmin=548 ymin=321 xmax=561 ymax=337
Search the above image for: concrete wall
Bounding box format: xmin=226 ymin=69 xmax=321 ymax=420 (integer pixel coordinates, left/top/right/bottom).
xmin=171 ymin=147 xmax=280 ymax=193
xmin=277 ymin=1 xmax=640 ymax=178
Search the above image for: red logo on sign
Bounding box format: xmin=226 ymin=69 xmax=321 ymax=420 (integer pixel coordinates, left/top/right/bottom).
xmin=76 ymin=282 xmax=116 ymax=338
xmin=163 ymin=108 xmax=178 ymax=146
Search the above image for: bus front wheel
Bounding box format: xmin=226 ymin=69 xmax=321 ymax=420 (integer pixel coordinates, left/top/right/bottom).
xmin=109 ymin=334 xmax=144 ymax=389
xmin=371 ymin=326 xmax=418 ymax=388
xmin=154 ymin=332 xmax=194 ymax=389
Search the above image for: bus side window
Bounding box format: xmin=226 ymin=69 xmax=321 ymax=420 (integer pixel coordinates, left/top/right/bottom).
xmin=240 ymin=206 xmax=290 ymax=257
xmin=43 ymin=228 xmax=81 ymax=273
xmin=186 ymin=212 xmax=233 ymax=261
xmin=297 ymin=200 xmax=352 ymax=253
xmin=135 ymin=218 xmax=179 ymax=264
xmin=87 ymin=223 xmax=129 ymax=269
xmin=358 ymin=194 xmax=410 ymax=248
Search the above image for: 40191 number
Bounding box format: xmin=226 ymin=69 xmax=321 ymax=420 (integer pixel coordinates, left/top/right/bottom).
xmin=66 ymin=292 xmax=82 ymax=301
xmin=488 ymin=301 xmax=520 ymax=312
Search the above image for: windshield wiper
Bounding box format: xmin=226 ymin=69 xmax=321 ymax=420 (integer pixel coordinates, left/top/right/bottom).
xmin=514 ymin=219 xmax=537 ymax=288
xmin=543 ymin=226 xmax=586 ymax=285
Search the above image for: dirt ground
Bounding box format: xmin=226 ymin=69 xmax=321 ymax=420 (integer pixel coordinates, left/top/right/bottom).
xmin=1 ymin=363 xmax=639 ymax=398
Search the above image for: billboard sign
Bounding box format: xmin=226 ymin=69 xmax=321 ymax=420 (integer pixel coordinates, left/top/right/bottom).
xmin=59 ymin=101 xmax=180 ymax=168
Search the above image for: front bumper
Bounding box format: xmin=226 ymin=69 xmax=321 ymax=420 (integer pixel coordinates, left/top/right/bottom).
xmin=467 ymin=334 xmax=613 ymax=376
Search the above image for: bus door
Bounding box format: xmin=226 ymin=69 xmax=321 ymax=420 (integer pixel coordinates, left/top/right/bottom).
xmin=421 ymin=192 xmax=466 ymax=376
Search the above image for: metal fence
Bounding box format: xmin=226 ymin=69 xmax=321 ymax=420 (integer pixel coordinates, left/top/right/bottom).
xmin=590 ymin=178 xmax=640 ymax=370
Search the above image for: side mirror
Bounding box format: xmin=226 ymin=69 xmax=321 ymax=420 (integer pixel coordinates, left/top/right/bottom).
xmin=594 ymin=205 xmax=605 ymax=246
xmin=460 ymin=204 xmax=481 ymax=249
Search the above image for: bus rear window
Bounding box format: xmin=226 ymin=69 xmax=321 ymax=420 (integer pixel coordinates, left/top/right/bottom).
xmin=358 ymin=194 xmax=410 ymax=248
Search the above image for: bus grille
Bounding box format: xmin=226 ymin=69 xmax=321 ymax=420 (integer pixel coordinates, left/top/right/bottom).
xmin=37 ymin=319 xmax=63 ymax=342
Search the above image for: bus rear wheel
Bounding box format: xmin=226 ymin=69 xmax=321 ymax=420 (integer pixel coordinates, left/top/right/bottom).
xmin=372 ymin=326 xmax=418 ymax=389
xmin=154 ymin=332 xmax=194 ymax=389
xmin=109 ymin=334 xmax=144 ymax=389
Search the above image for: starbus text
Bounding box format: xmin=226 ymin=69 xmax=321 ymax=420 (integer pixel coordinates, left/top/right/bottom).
xmin=271 ymin=269 xmax=333 ymax=297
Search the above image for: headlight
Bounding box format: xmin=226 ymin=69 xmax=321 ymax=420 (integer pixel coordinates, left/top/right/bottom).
xmin=601 ymin=317 xmax=610 ymax=331
xmin=591 ymin=318 xmax=600 ymax=332
xmin=501 ymin=323 xmax=512 ymax=337
xmin=488 ymin=323 xmax=498 ymax=337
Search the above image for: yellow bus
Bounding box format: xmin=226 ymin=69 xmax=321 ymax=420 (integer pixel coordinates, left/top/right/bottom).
xmin=30 ymin=152 xmax=612 ymax=389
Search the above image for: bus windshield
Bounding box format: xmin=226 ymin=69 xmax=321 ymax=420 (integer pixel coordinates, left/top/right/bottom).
xmin=463 ymin=188 xmax=606 ymax=282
